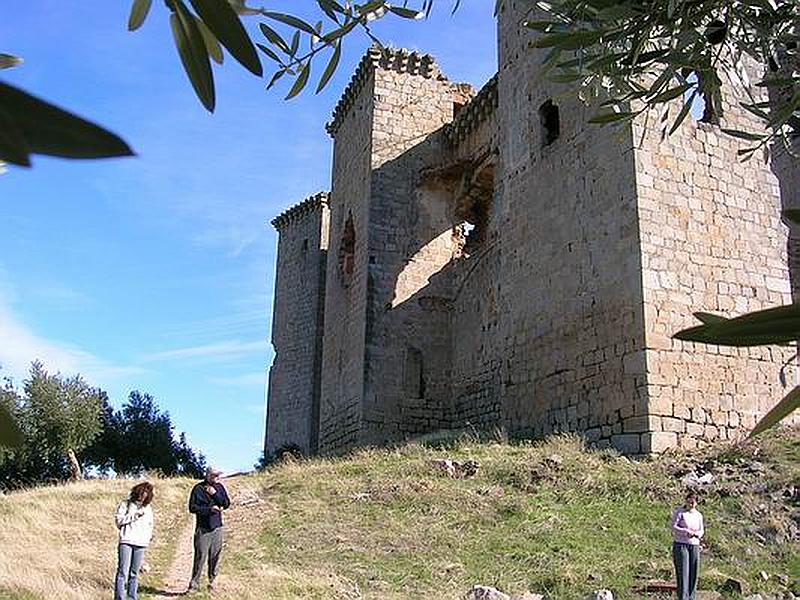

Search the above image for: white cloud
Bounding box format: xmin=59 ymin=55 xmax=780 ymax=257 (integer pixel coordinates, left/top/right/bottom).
xmin=0 ymin=288 xmax=143 ymax=387
xmin=141 ymin=340 xmax=266 ymax=362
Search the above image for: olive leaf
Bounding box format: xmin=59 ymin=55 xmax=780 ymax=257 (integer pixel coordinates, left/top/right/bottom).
xmin=189 ymin=0 xmax=262 ymax=75
xmin=170 ymin=0 xmax=216 ymax=112
xmin=0 ymin=82 xmax=133 ymax=166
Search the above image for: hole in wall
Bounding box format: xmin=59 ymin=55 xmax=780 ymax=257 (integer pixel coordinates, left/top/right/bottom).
xmin=338 ymin=213 xmax=355 ymax=284
xmin=539 ymin=99 xmax=560 ymax=146
xmin=405 ymin=346 xmax=425 ymax=399
xmin=683 ymin=70 xmax=720 ymax=124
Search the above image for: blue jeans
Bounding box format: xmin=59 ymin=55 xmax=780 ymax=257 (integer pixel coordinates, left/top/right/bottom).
xmin=673 ymin=542 xmax=700 ymax=600
xmin=115 ymin=543 xmax=146 ymax=600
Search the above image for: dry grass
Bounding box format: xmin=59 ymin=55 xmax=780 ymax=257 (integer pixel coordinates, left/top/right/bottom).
xmin=0 ymin=428 xmax=797 ymax=600
xmin=0 ymin=477 xmax=192 ymax=600
xmin=211 ymin=428 xmax=799 ymax=600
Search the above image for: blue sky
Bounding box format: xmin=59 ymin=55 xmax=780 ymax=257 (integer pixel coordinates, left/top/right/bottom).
xmin=0 ymin=1 xmax=496 ymax=471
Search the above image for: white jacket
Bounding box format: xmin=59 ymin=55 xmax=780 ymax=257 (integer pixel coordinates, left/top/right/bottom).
xmin=115 ymin=500 xmax=154 ymax=547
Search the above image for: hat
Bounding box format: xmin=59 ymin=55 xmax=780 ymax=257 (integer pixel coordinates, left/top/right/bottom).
xmin=205 ymin=466 xmax=223 ymax=477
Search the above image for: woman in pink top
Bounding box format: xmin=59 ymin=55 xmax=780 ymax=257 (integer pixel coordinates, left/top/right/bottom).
xmin=671 ymin=492 xmax=704 ymax=600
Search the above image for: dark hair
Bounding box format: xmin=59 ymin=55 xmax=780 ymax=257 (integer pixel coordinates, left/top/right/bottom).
xmin=685 ymin=491 xmax=698 ymax=502
xmin=129 ymin=482 xmax=154 ymax=506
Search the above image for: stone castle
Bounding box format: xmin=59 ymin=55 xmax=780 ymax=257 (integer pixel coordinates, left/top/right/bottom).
xmin=265 ymin=2 xmax=795 ymax=457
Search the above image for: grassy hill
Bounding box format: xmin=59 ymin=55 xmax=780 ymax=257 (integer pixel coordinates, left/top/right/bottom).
xmin=0 ymin=427 xmax=797 ymax=599
xmin=0 ymin=477 xmax=193 ymax=600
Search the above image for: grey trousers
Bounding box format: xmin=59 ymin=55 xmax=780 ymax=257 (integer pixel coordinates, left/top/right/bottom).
xmin=673 ymin=542 xmax=700 ymax=600
xmin=189 ymin=527 xmax=223 ymax=589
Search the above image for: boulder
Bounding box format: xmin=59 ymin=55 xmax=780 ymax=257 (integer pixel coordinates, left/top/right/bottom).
xmin=465 ymin=585 xmax=543 ymax=600
xmin=721 ymin=577 xmax=746 ymax=595
xmin=585 ymin=590 xmax=613 ymax=600
xmin=466 ymin=585 xmax=510 ymax=600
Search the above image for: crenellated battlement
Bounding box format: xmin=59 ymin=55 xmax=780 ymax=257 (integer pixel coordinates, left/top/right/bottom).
xmin=444 ymin=74 xmax=498 ymax=146
xmin=325 ymin=46 xmax=446 ymax=137
xmin=271 ymin=192 xmax=329 ymax=230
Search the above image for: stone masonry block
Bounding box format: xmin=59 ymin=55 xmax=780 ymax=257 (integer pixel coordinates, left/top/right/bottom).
xmin=611 ymin=434 xmax=641 ymax=454
xmin=661 ymin=417 xmax=686 ymax=433
xmin=686 ymin=422 xmax=705 ymax=437
xmin=623 ymin=415 xmax=662 ymax=433
xmin=641 ymin=431 xmax=678 ymax=453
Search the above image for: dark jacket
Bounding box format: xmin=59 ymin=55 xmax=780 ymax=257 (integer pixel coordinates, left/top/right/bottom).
xmin=189 ymin=481 xmax=230 ymax=531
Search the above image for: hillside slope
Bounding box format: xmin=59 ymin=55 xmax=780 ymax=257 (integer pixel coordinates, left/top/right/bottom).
xmin=0 ymin=428 xmax=797 ymax=600
xmin=0 ymin=477 xmax=192 ymax=600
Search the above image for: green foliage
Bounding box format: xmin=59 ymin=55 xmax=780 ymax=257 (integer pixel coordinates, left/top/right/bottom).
xmin=0 ymin=46 xmax=132 ymax=168
xmin=749 ymin=385 xmax=800 ymax=438
xmin=170 ymin=0 xmax=217 ymax=111
xmin=22 ymin=361 xmax=102 ymax=453
xmin=127 ymin=0 xmax=153 ymax=31
xmin=0 ymin=363 xmax=205 ymax=488
xmin=673 ymin=303 xmax=800 ymax=346
xmin=83 ymin=390 xmax=206 ymax=478
xmin=0 ymin=362 xmax=104 ymax=488
xmin=128 ymin=0 xmax=448 ymax=105
xmin=527 ymin=0 xmax=799 ymax=155
xmin=0 ymin=373 xmax=23 ymax=449
xmin=0 ymin=82 xmax=133 ymax=167
xmin=674 ymin=304 xmax=800 ymax=436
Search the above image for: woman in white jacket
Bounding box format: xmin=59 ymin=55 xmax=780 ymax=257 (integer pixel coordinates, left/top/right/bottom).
xmin=114 ymin=482 xmax=154 ymax=600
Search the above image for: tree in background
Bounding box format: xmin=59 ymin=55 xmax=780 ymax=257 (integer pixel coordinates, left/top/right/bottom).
xmin=0 ymin=362 xmax=103 ymax=487
xmin=0 ymin=362 xmax=206 ymax=489
xmin=84 ymin=390 xmax=206 ymax=478
xmin=81 ymin=392 xmax=122 ymax=475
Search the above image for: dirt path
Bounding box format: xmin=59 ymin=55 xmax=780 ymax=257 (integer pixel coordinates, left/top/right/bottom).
xmin=148 ymin=477 xmax=244 ymax=598
xmin=143 ymin=513 xmax=194 ymax=598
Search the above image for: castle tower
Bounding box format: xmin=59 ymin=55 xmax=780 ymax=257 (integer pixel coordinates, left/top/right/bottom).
xmin=265 ymin=193 xmax=329 ymax=456
xmin=266 ymin=8 xmax=794 ymax=457
xmin=318 ymin=47 xmax=468 ymax=453
xmin=493 ymin=0 xmax=793 ymax=451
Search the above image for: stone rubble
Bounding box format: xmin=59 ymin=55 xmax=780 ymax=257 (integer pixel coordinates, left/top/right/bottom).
xmin=431 ymin=458 xmax=480 ymax=479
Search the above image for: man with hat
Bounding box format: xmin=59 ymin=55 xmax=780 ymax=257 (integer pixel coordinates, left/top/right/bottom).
xmin=187 ymin=466 xmax=230 ymax=592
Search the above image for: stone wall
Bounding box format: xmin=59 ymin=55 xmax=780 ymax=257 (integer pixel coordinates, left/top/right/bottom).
xmin=266 ymin=193 xmax=329 ymax=455
xmin=446 ymin=77 xmax=504 ymax=432
xmin=634 ymin=82 xmax=796 ymax=451
xmin=266 ymin=7 xmax=797 ymax=456
xmin=492 ymin=1 xmax=648 ymax=450
xmin=317 ymin=54 xmax=377 ymax=453
xmin=362 ymin=52 xmax=466 ymax=444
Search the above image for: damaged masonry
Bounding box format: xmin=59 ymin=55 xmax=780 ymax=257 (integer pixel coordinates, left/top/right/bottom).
xmin=265 ymin=6 xmax=795 ymax=458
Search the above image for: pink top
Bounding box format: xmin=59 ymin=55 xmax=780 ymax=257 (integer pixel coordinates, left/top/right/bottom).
xmin=672 ymin=507 xmax=704 ymax=545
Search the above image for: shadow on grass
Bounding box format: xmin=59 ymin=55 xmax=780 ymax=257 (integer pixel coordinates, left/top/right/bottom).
xmin=138 ymin=585 xmax=186 ymax=597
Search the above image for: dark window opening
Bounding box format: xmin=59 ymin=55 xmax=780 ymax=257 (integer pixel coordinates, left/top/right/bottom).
xmin=462 ymin=195 xmax=491 ymax=254
xmin=539 ymin=99 xmax=560 ymax=146
xmin=338 ymin=214 xmax=355 ymax=283
xmin=455 ymin=161 xmax=494 ymax=257
xmin=453 ymin=101 xmax=466 ymax=118
xmin=405 ymin=347 xmax=425 ymax=399
xmin=301 ymin=238 xmax=309 ymax=252
xmin=683 ymin=70 xmax=720 ymax=124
